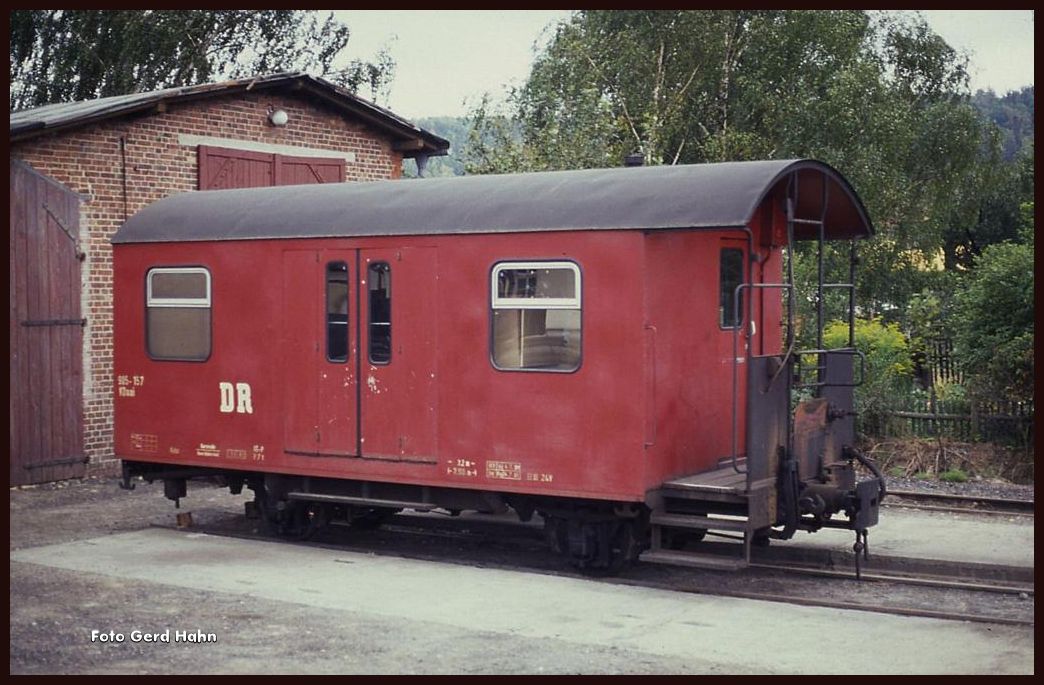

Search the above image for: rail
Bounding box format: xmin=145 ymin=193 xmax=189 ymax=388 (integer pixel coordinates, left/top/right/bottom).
xmin=884 ymin=489 xmax=1034 ymax=516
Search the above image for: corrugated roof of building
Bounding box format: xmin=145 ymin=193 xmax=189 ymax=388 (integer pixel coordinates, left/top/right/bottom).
xmin=113 ymin=159 xmax=874 ymax=244
xmin=10 ymin=71 xmax=448 ymax=157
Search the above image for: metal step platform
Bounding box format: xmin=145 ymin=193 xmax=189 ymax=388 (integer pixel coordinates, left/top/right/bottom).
xmin=643 ymin=514 xmax=754 ymax=570
xmin=649 ymin=512 xmax=749 ymax=531
xmin=646 ymin=464 xmax=767 ymax=570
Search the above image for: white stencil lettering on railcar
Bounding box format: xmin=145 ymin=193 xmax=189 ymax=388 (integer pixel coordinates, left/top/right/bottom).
xmin=219 ymin=381 xmax=254 ymax=414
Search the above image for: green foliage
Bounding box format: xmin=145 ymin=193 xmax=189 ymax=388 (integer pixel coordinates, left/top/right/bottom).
xmin=825 ymin=318 xmax=913 ymax=376
xmin=971 ymin=86 xmax=1035 ymax=161
xmin=824 ymin=318 xmax=913 ymax=434
xmin=462 ymin=93 xmax=534 ymax=174
xmin=952 ymin=236 xmax=1034 ymax=404
xmin=933 ymin=380 xmax=970 ymax=414
xmin=906 ymin=289 xmax=944 ymax=342
xmin=942 ymin=140 xmax=1033 ymax=271
xmin=463 ymin=10 xmax=1012 ymax=321
xmin=1018 ymin=200 xmax=1035 ymax=245
xmin=10 ymin=10 xmax=395 ymax=110
xmin=938 ymin=468 xmax=968 ymax=483
xmin=904 ymin=288 xmax=944 ymax=383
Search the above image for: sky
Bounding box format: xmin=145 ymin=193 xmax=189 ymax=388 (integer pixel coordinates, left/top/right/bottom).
xmin=332 ymin=10 xmax=1034 ymax=120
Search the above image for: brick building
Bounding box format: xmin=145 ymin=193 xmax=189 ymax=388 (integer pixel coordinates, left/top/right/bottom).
xmin=9 ymin=72 xmax=448 ymax=485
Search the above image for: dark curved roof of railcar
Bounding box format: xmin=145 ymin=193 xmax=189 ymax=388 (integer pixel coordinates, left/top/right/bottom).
xmin=112 ymin=159 xmax=873 ymax=244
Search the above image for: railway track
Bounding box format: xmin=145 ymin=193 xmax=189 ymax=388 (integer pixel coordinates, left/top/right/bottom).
xmin=160 ymin=504 xmax=1035 ymax=628
xmin=884 ymin=489 xmax=1034 ymax=517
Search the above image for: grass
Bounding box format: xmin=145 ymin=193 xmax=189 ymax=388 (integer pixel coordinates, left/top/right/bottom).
xmin=938 ymin=468 xmax=969 ymax=483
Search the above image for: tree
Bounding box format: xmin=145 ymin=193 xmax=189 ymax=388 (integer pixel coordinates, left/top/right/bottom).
xmin=463 ymin=10 xmax=994 ymax=319
xmin=972 ymin=86 xmax=1035 ymax=160
xmin=952 ymin=209 xmax=1034 ymax=405
xmin=10 ymin=10 xmax=395 ymax=110
xmin=941 ymin=139 xmax=1035 ymax=271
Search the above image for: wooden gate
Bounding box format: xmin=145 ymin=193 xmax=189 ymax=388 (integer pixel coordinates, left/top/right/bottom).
xmin=10 ymin=160 xmax=86 ymax=485
xmin=198 ymin=145 xmax=346 ymax=190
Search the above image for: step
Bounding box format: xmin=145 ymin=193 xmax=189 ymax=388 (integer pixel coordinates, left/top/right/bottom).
xmin=650 ymin=513 xmax=750 ymax=531
xmin=641 ymin=549 xmax=748 ymax=571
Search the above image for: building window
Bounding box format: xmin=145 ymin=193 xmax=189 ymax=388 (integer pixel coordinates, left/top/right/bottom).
xmin=368 ymin=262 xmax=392 ymax=364
xmin=491 ymin=261 xmax=581 ymax=372
xmin=146 ymin=267 xmax=211 ymax=361
xmin=720 ymin=248 xmax=744 ymax=328
xmin=326 ymin=261 xmax=349 ymax=363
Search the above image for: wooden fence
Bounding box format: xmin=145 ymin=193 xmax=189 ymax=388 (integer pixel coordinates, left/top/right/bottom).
xmin=925 ymin=336 xmax=963 ymax=386
xmin=881 ymin=394 xmax=1033 ymax=446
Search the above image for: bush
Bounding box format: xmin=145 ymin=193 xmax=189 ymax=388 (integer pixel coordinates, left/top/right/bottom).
xmin=952 ymin=226 xmax=1034 ymax=405
xmin=933 ymin=379 xmax=971 ymax=414
xmin=823 ymin=317 xmax=914 ymax=435
xmin=824 ymin=317 xmax=913 ymax=374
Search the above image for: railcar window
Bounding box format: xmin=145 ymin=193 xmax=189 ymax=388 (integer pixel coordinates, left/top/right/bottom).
xmin=326 ymin=261 xmax=349 ymax=363
xmin=720 ymin=248 xmax=745 ymax=328
xmin=491 ymin=261 xmax=581 ymax=372
xmin=368 ymin=262 xmax=392 ymax=364
xmin=146 ymin=267 xmax=211 ymax=361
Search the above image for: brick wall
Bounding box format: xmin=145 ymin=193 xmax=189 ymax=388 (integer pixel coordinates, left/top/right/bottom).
xmin=11 ymin=91 xmax=405 ymax=470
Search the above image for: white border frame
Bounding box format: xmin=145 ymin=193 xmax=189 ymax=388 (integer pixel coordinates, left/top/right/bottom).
xmin=491 ymin=261 xmax=581 ymax=310
xmin=146 ymin=267 xmax=211 ymax=307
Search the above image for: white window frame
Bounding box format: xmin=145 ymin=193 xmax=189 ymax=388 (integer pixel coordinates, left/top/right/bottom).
xmin=146 ymin=267 xmax=212 ymax=308
xmin=491 ymin=261 xmax=581 ymax=310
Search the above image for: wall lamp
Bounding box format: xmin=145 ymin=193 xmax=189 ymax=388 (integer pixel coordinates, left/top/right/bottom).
xmin=267 ymin=106 xmax=289 ymax=127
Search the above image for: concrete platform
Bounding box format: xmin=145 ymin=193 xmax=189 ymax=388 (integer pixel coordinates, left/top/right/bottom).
xmin=788 ymin=506 xmax=1034 ymax=568
xmin=11 ymin=528 xmax=1035 ymax=674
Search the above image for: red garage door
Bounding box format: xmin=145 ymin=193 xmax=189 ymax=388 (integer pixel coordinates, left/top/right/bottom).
xmin=10 ymin=160 xmax=86 ymax=485
xmin=198 ymin=145 xmax=346 ymax=190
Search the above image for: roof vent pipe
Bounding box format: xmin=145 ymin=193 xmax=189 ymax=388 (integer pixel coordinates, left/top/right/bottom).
xmin=624 ymin=152 xmax=645 ymax=167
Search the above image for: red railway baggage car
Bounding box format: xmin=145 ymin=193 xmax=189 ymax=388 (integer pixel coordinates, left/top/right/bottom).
xmin=114 ymin=159 xmax=885 ymax=572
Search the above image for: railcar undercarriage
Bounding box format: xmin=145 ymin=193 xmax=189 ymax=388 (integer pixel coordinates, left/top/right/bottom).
xmin=121 ymin=461 xmax=659 ymax=572
xmin=122 ymin=444 xmax=883 ymax=576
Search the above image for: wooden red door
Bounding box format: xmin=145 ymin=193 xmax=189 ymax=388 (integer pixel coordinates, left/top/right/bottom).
xmin=198 ymin=147 xmax=274 ymax=189
xmin=199 ymin=146 xmax=345 ymax=190
xmin=276 ymin=154 xmax=346 ymax=185
xmin=281 ymin=250 xmax=358 ymax=456
xmin=359 ymin=248 xmax=438 ymax=462
xmin=9 ymin=160 xmax=86 ymax=485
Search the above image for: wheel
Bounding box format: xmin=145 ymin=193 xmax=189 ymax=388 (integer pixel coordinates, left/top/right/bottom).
xmin=545 ymin=516 xmax=642 ymax=575
xmin=285 ymin=501 xmax=329 ymax=540
xmin=600 ymin=519 xmax=642 ymax=574
xmin=252 ymin=486 xmax=328 ymax=540
xmin=544 ymin=515 xmax=568 ymax=555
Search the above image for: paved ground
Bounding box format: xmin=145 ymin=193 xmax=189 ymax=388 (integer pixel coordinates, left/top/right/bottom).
xmin=8 ymin=477 xmax=1036 ymax=674
xmin=791 ymin=504 xmax=1034 ymax=567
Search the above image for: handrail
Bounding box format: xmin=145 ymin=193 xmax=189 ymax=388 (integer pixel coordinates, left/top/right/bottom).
xmin=729 ymin=282 xmax=793 ymax=475
xmin=792 ymin=347 xmax=866 ymax=389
